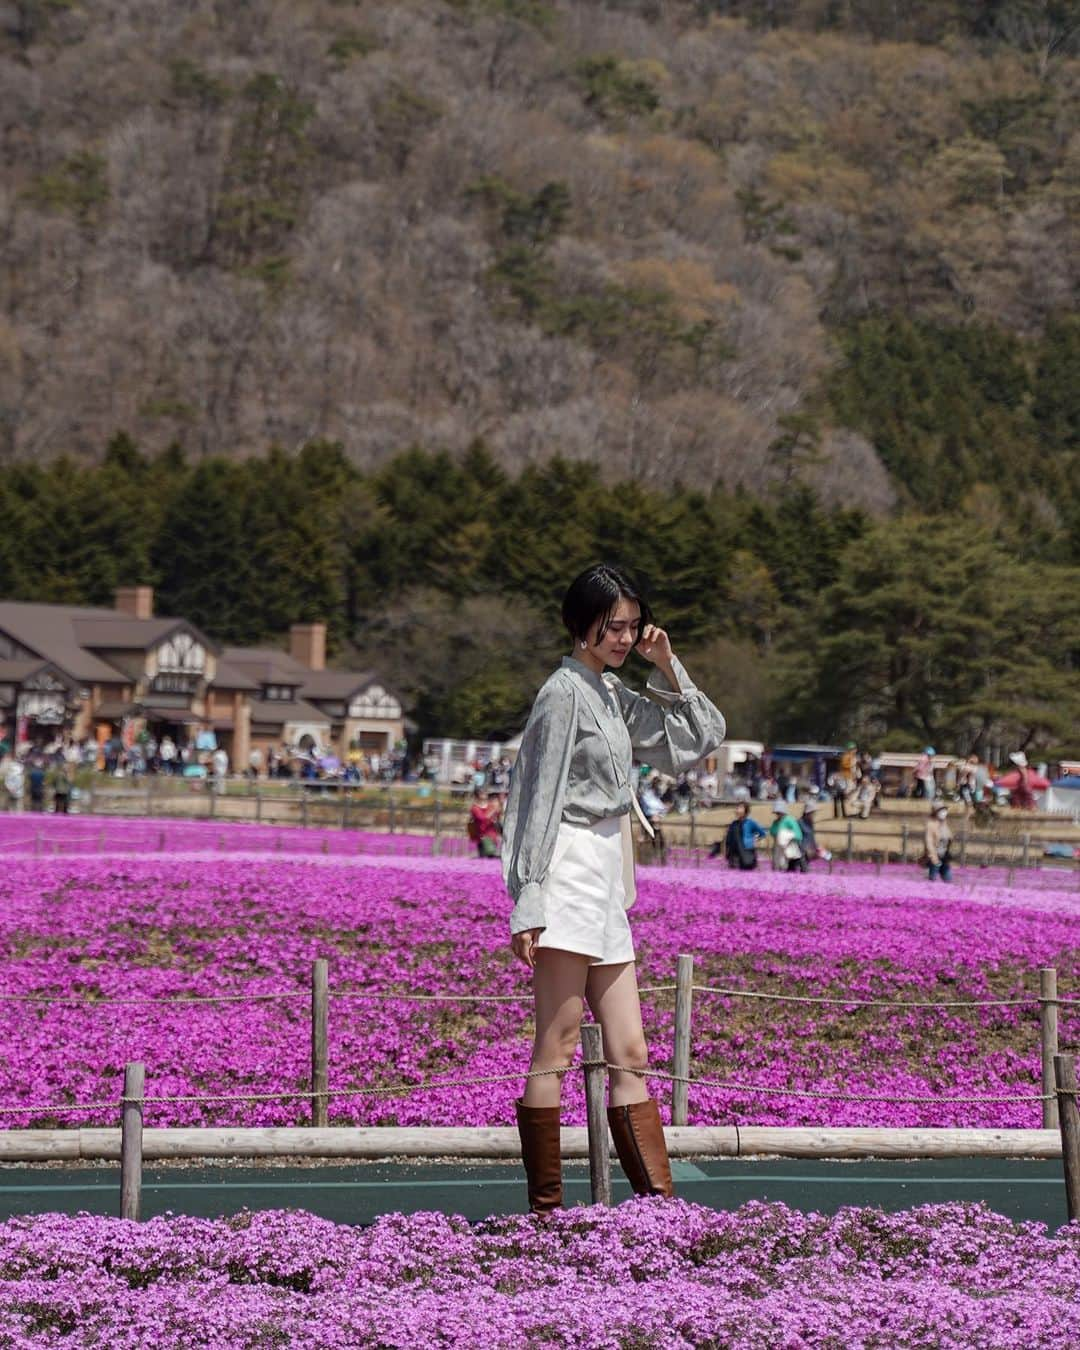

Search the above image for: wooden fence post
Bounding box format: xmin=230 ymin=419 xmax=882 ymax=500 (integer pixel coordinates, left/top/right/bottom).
xmin=433 ymin=796 xmax=442 ymax=857
xmin=388 ymin=793 xmax=396 ymax=834
xmin=1041 ymin=968 xmax=1059 ymax=1131
xmin=255 ymin=789 xmax=262 ymax=824
xmin=1053 ymin=1053 xmax=1080 ymax=1224
xmin=846 ymin=821 xmax=854 ymax=862
xmin=1022 ymin=833 xmax=1031 ymax=869
xmin=672 ymin=955 xmax=694 ymax=1127
xmin=581 ymin=1023 xmax=611 ymax=1206
xmin=157 ymin=830 xmax=165 ymax=852
xmin=901 ymin=822 xmax=909 ymax=864
xmin=120 ymin=1061 xmax=145 ymax=1221
xmin=311 ymin=958 xmax=329 ymax=1128
xmin=960 ymin=829 xmax=968 ymax=868
xmin=301 ymin=794 xmax=309 ymax=830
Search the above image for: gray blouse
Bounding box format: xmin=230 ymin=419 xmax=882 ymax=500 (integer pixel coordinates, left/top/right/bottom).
xmin=502 ymin=654 xmax=726 ymax=934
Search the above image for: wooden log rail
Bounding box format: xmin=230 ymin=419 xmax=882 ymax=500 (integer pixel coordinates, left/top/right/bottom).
xmin=0 ymin=1125 xmax=1064 ymax=1163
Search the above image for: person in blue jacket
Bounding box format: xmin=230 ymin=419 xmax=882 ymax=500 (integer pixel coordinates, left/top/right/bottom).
xmin=716 ymin=801 xmax=766 ymax=868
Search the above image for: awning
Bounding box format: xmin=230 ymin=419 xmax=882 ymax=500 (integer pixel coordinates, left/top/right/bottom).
xmin=138 ymin=705 xmax=202 ymax=725
xmin=95 ymin=701 xmax=137 ymax=721
xmin=995 ymin=768 xmax=1051 ymax=790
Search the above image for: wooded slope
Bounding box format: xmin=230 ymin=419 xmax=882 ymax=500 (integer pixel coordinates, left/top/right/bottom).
xmin=3 ymin=1 xmax=1077 ymax=512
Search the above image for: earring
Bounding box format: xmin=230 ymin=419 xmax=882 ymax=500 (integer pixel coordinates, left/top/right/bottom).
xmin=580 ymin=640 xmax=587 ymax=650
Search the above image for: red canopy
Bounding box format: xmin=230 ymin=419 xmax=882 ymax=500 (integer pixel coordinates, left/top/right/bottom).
xmin=994 ymin=768 xmax=1050 ymax=790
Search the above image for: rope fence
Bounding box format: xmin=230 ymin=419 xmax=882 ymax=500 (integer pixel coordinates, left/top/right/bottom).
xmin=2 ymin=951 xmax=1079 ymax=1219
xmin=692 ymin=984 xmax=1080 ymax=1009
xmin=1 ymin=956 xmax=1075 ymax=1125
xmin=2 ymin=959 xmax=1076 ymax=1120
xmin=616 ymin=1065 xmax=1056 ymax=1106
xmin=1 ymin=1074 xmax=1063 ymax=1120
xmin=6 ymin=976 xmax=1079 ymax=1009
xmin=0 ymin=985 xmax=676 ymax=1006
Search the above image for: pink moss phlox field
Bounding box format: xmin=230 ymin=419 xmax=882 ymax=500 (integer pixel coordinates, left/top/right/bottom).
xmin=1 ymin=816 xmax=1078 ymax=1129
xmin=0 ymin=1200 xmax=1078 ymax=1348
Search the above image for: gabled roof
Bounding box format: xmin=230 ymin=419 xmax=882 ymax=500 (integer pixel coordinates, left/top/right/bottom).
xmin=300 ymin=669 xmax=376 ymax=701
xmin=72 ymin=617 xmax=205 ymax=651
xmin=211 ymin=660 xmax=260 ymax=692
xmin=220 ymin=646 xmax=308 ymax=686
xmin=0 ymin=601 xmax=129 ymax=684
xmin=0 ymin=658 xmax=52 ymax=683
xmin=247 ymin=696 xmax=331 ymax=727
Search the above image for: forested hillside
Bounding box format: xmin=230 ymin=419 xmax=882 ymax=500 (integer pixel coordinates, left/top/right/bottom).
xmin=5 ymin=439 xmax=1080 ymax=755
xmin=2 ymin=1 xmax=1078 ymax=513
xmin=3 ymin=2 xmax=1080 ymax=752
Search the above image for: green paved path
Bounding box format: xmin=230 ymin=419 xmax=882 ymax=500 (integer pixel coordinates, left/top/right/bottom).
xmin=0 ymin=1158 xmax=1069 ymax=1229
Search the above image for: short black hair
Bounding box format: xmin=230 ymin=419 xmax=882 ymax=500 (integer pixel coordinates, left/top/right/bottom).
xmin=561 ymin=563 xmax=653 ymax=646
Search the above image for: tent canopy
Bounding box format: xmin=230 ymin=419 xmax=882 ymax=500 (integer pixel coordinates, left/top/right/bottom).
xmin=994 ymin=768 xmax=1050 ymax=790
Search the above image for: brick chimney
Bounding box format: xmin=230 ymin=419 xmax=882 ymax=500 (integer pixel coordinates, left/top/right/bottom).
xmin=290 ymin=621 xmax=326 ymax=672
xmin=115 ymin=586 xmax=154 ymax=619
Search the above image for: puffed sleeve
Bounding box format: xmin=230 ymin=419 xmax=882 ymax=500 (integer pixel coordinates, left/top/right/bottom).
xmin=612 ymin=655 xmax=726 ymax=778
xmin=502 ymin=676 xmax=577 ymax=935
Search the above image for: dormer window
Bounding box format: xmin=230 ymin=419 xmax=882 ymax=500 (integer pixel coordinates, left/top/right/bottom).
xmin=263 ymin=684 xmax=295 ymax=702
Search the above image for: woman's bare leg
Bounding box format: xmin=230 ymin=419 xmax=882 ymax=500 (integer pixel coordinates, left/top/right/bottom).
xmin=522 ymin=948 xmax=591 ymax=1108
xmin=585 ymin=961 xmax=650 ymax=1107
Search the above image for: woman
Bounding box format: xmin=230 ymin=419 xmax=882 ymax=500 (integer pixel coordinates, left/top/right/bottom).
xmin=503 ymin=563 xmax=726 ymax=1214
xmin=767 ymin=799 xmax=804 ymax=873
xmin=719 ymin=801 xmax=765 ymax=869
xmin=924 ymin=801 xmax=952 ymax=882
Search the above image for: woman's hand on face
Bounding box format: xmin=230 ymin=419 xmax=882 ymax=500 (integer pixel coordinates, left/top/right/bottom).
xmin=511 ymin=928 xmax=542 ymax=968
xmin=637 ymin=624 xmax=673 ymax=666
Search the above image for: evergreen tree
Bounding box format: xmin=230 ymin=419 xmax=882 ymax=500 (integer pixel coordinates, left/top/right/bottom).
xmin=152 ymin=459 xmax=255 ymax=637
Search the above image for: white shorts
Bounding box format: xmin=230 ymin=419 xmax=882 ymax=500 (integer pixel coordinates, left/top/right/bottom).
xmin=535 ymin=817 xmax=636 ymax=966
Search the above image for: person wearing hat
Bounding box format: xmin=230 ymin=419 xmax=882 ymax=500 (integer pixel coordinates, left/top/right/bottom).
xmin=924 ymin=801 xmax=952 ymax=882
xmin=768 ymin=798 xmax=804 ymax=872
xmin=1008 ymin=751 xmax=1038 ymax=810
xmin=799 ymin=797 xmax=830 ymax=868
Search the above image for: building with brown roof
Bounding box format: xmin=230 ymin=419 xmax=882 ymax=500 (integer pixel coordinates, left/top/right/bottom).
xmin=0 ymin=588 xmax=404 ymax=766
xmin=220 ymin=623 xmax=404 ymax=761
xmin=0 ymin=588 xmax=220 ymax=755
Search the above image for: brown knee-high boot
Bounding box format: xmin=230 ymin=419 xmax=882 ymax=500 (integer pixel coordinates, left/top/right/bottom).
xmin=515 ymin=1099 xmax=563 ymax=1215
xmin=607 ymin=1098 xmax=674 ymax=1198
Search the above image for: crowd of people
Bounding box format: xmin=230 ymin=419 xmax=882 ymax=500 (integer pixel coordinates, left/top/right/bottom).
xmin=722 ymin=744 xmax=1047 ymax=820
xmin=714 ymin=798 xmax=833 ymax=874
xmin=0 ymin=725 xmax=427 ymax=809
xmin=1 ymin=750 xmax=75 ymax=814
